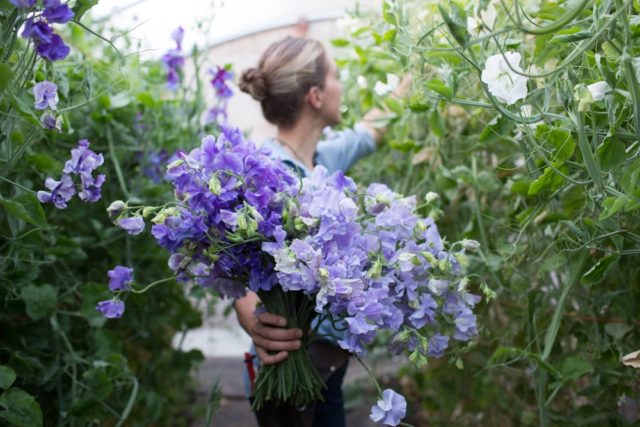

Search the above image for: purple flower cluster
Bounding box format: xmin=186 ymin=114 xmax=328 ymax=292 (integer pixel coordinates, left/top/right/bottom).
xmin=162 ymin=27 xmax=185 ymax=89
xmin=110 ymin=126 xmax=298 ymax=299
xmin=205 ymin=66 xmax=234 ymax=128
xmin=18 ymin=0 xmax=74 ymax=61
xmin=264 ymin=167 xmax=481 ymax=359
xmin=38 ymin=139 xmax=105 ymax=208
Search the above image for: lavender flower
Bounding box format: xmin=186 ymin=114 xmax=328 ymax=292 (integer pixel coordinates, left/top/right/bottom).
xmin=427 ymin=334 xmax=449 ymax=358
xmin=107 ymin=200 xmax=127 ymax=218
xmin=171 ymin=26 xmax=185 ymax=49
xmin=37 ymin=174 xmax=75 ymax=209
xmin=117 ymin=216 xmax=145 ymax=235
xmin=10 ymin=0 xmax=36 ymax=7
xmin=21 ymin=19 xmax=53 ymax=44
xmin=108 ymin=266 xmax=134 ymax=291
xmin=96 ymin=300 xmax=125 ymax=318
xmin=33 ymin=81 xmax=58 ymax=110
xmin=63 ymin=139 xmax=104 ymax=176
xmin=77 ymin=173 xmax=106 ymax=202
xmin=369 ymin=389 xmax=407 ymax=426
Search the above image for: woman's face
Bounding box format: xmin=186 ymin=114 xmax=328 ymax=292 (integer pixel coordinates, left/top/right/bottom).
xmin=320 ymin=58 xmax=342 ymax=126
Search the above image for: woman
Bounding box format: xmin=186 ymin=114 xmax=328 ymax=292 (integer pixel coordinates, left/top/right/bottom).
xmin=235 ymin=35 xmax=406 ymax=427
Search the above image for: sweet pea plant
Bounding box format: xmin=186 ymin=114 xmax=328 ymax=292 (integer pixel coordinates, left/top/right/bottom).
xmin=103 ymin=124 xmax=481 ymax=424
xmin=335 ymin=0 xmax=640 ymax=424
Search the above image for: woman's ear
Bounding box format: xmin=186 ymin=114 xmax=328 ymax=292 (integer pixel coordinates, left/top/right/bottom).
xmin=306 ymin=86 xmax=323 ymax=110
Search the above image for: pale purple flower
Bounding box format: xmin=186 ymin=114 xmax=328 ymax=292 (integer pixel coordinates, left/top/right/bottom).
xmin=33 ymin=81 xmax=59 ymax=110
xmin=369 ymin=388 xmax=407 ymax=426
xmin=171 ymin=26 xmax=185 ymax=49
xmin=107 ymin=200 xmax=126 ymax=218
xmin=209 ymin=66 xmax=233 ymax=99
xmin=427 ymin=334 xmax=449 ymax=358
xmin=10 ymin=0 xmax=36 ymax=7
xmin=117 ymin=216 xmax=145 ymax=235
xmin=454 ymin=308 xmax=478 ymax=341
xmin=96 ymin=300 xmax=125 ymax=318
xmin=37 ymin=174 xmax=75 ymax=209
xmin=63 ymin=139 xmax=104 ymax=176
xmin=108 ymin=266 xmax=134 ymax=291
xmin=77 ymin=173 xmax=105 ymax=202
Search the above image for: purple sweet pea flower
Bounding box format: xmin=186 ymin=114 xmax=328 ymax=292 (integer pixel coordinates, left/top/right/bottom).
xmin=117 ymin=216 xmax=145 ymax=235
xmin=108 ymin=266 xmax=134 ymax=291
xmin=33 ymin=81 xmax=58 ymax=110
xmin=42 ymin=0 xmax=75 ymax=24
xmin=209 ymin=66 xmax=233 ymax=99
xmin=21 ymin=19 xmax=53 ymax=44
xmin=96 ymin=299 xmax=125 ymax=318
xmin=77 ymin=173 xmax=105 ymax=202
xmin=37 ymin=33 xmax=70 ymax=61
xmin=37 ymin=174 xmax=75 ymax=209
xmin=63 ymin=139 xmax=104 ymax=176
xmin=10 ymin=0 xmax=36 ymax=8
xmin=171 ymin=26 xmax=184 ymax=49
xmin=427 ymin=334 xmax=449 ymax=358
xmin=369 ymin=388 xmax=407 ymax=426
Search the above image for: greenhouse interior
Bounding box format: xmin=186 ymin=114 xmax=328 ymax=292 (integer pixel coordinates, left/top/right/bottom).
xmin=1 ymin=0 xmax=639 ymax=426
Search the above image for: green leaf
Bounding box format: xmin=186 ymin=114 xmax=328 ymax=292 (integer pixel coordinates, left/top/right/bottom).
xmin=479 ymin=115 xmax=515 ymax=144
xmin=83 ymin=368 xmax=112 ymax=400
xmin=429 ymin=109 xmax=445 ymax=138
xmin=21 ymin=284 xmax=57 ymax=321
xmin=9 ymin=95 xmax=39 ymax=126
xmin=0 ymin=366 xmax=16 ymax=390
xmin=528 ymin=164 xmax=567 ymax=195
xmin=0 ymin=64 xmax=12 ymax=94
xmin=582 ymin=253 xmax=619 ymax=286
xmin=0 ymin=388 xmax=43 ymax=427
xmin=535 ymin=125 xmax=575 ymax=163
xmin=330 ymin=38 xmax=350 ymax=48
xmin=550 ymin=29 xmax=593 ymax=44
xmin=425 ymin=78 xmax=452 ymax=100
xmin=555 ymin=356 xmax=594 ymax=380
xmin=599 ymin=196 xmax=628 ymax=220
xmin=0 ymin=194 xmax=48 ymax=229
xmin=409 ymin=93 xmax=429 ymax=112
xmin=72 ymin=0 xmax=99 ymax=20
xmin=597 ymin=137 xmax=626 ymax=170
xmin=438 ymin=3 xmax=468 ymax=47
xmin=604 ymin=323 xmax=633 ymax=340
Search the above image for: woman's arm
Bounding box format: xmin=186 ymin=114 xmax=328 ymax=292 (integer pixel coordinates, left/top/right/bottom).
xmin=234 ymin=291 xmax=303 ymax=365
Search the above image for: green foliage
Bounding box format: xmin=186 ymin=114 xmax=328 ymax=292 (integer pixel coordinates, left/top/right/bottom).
xmin=337 ymin=0 xmax=640 ymax=425
xmin=0 ymin=7 xmax=218 ymax=426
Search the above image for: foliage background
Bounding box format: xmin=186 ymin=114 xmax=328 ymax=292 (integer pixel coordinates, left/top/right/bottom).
xmin=338 ymin=0 xmax=640 ymax=425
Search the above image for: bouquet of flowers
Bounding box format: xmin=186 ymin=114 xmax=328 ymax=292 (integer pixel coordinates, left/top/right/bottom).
xmin=102 ymin=126 xmax=482 ymax=426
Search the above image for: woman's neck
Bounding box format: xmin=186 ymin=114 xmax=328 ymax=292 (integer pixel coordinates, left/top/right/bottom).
xmin=276 ymin=115 xmax=325 ymax=171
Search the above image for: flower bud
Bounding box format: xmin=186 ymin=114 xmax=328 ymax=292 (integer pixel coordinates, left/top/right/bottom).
xmin=107 ymin=200 xmax=127 ymax=218
xmin=461 ymin=239 xmax=481 ymax=251
xmin=425 ymin=192 xmax=440 ymax=203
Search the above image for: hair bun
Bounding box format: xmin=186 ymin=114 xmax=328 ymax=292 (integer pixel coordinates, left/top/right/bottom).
xmin=239 ymin=68 xmax=268 ymax=101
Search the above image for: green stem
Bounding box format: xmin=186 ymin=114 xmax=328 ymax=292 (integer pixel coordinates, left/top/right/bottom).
xmin=575 ymin=111 xmax=604 ymax=194
xmin=503 ymin=0 xmax=590 ymax=35
xmin=106 ymin=125 xmax=130 ymax=198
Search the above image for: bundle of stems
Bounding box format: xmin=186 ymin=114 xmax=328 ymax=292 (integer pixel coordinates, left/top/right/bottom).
xmin=252 ymin=289 xmax=326 ymax=410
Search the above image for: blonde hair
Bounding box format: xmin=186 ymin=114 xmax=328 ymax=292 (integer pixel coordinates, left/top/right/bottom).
xmin=239 ymin=36 xmax=328 ymax=128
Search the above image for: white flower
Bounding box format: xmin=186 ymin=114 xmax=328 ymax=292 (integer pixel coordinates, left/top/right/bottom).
xmin=587 ymin=81 xmax=610 ymax=101
xmin=481 ymin=52 xmax=529 ymax=105
xmin=357 ymin=75 xmax=368 ymax=89
xmin=622 ymin=350 xmax=640 ymax=368
xmin=425 ymin=192 xmax=440 ymax=203
xmin=373 ymin=73 xmax=400 ymax=96
xmin=467 ymin=1 xmax=498 ymax=36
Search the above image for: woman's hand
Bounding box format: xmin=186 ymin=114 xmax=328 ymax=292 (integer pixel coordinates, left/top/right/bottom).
xmin=251 ymin=312 xmax=303 ymax=365
xmin=234 ymin=291 xmax=303 ymax=365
